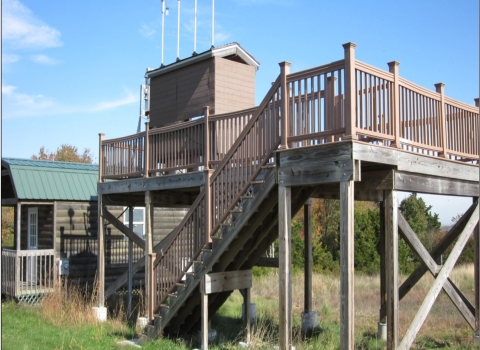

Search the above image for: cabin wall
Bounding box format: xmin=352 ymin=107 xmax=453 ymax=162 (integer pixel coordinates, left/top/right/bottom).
xmin=213 ymin=56 xmax=256 ymax=115
xmin=20 ymin=204 xmax=54 ymax=250
xmin=54 ymin=201 xmax=188 ymax=286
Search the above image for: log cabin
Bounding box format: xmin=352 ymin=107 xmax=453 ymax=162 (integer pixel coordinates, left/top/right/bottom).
xmin=1 ymin=158 xmax=188 ymax=303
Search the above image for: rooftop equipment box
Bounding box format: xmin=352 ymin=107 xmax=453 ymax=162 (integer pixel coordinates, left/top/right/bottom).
xmin=145 ymin=43 xmax=259 ymax=128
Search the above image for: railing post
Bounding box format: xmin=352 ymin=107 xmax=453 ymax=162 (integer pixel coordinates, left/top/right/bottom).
xmin=343 ymin=42 xmax=357 ymax=141
xmin=204 ymin=106 xmax=210 ymax=169
xmin=205 ymin=169 xmax=214 ymax=244
xmin=388 ymin=61 xmax=401 ymax=149
xmin=279 ymin=61 xmax=291 ymax=150
xmin=435 ymin=83 xmax=448 ymax=158
xmin=144 ymin=122 xmax=150 ymax=178
xmin=98 ymin=133 xmax=104 ymax=182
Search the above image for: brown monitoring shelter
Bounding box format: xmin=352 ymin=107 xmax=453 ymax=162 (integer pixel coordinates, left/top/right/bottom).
xmin=146 ymin=42 xmax=259 ymax=128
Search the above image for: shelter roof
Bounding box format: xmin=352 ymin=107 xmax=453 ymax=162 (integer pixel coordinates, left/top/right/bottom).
xmin=2 ymin=158 xmax=98 ymax=202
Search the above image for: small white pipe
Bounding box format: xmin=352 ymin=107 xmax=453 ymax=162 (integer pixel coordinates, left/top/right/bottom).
xmin=161 ymin=0 xmax=165 ymax=66
xmin=211 ymin=0 xmax=214 ymax=48
xmin=193 ymin=0 xmax=197 ymax=54
xmin=177 ymin=0 xmax=180 ymax=61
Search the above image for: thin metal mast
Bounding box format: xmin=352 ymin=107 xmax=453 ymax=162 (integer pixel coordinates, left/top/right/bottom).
xmin=177 ymin=0 xmax=181 ymax=61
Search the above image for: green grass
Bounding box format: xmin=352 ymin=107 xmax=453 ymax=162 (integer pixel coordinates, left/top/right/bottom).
xmin=2 ymin=265 xmax=478 ymax=349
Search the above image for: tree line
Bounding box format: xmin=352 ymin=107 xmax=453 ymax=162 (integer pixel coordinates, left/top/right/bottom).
xmin=287 ymin=193 xmax=474 ymax=275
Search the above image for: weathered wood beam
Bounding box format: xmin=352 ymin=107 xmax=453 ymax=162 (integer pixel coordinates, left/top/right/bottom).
xmin=395 ymin=171 xmax=478 ymax=197
xmin=97 ymin=172 xmax=205 ymax=194
xmin=278 ymin=185 xmax=292 ymax=350
xmin=385 ymin=190 xmax=399 ymax=348
xmin=398 ymin=212 xmax=475 ymax=329
xmin=102 ymin=208 xmax=146 ymax=251
xmin=278 ymin=159 xmax=354 ymax=187
xmin=204 ymin=270 xmax=252 ymax=294
xmin=353 ymin=142 xmax=478 ymax=182
xmin=340 ymin=181 xmax=355 ymax=349
xmin=102 ymin=191 xmax=195 ymax=207
xmin=399 ymin=203 xmax=479 ymax=349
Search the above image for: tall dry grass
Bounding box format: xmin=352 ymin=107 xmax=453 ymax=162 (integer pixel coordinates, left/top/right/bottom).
xmin=248 ymin=263 xmax=477 ymax=348
xmin=38 ymin=277 xmax=131 ymax=336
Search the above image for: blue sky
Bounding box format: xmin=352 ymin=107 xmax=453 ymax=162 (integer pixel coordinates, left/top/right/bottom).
xmin=2 ymin=0 xmax=478 ymax=224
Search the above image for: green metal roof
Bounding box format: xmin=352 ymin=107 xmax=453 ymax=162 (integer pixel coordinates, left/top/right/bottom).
xmin=2 ymin=158 xmax=98 ymax=201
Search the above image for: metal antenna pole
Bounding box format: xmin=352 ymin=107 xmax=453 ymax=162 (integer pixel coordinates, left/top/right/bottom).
xmin=177 ymin=0 xmax=180 ymax=61
xmin=211 ymin=0 xmax=214 ymax=48
xmin=193 ymin=0 xmax=197 ymax=55
xmin=161 ymin=0 xmax=165 ymax=66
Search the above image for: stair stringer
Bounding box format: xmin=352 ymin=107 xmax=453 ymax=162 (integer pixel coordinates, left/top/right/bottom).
xmin=181 ymin=185 xmax=317 ymax=334
xmin=156 ymin=166 xmax=278 ymax=334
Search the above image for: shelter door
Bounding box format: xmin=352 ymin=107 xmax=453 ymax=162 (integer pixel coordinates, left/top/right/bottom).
xmin=27 ymin=207 xmax=38 ymax=284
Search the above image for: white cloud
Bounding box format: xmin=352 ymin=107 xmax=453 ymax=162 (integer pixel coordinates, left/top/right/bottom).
xmin=139 ymin=24 xmax=156 ymax=39
xmin=30 ymin=54 xmax=60 ymax=65
xmin=2 ymin=84 xmax=55 ymax=119
xmin=2 ymin=85 xmax=18 ymax=95
xmin=2 ymin=85 xmax=137 ymax=119
xmin=2 ymin=54 xmax=21 ymax=64
xmin=92 ymin=90 xmax=137 ymax=112
xmin=2 ymin=0 xmax=63 ymax=49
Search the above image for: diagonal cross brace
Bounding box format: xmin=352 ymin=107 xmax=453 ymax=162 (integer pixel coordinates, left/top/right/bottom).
xmin=102 ymin=207 xmax=145 ymax=250
xmin=380 ymin=202 xmax=477 ymax=320
xmin=398 ymin=203 xmax=479 ymax=350
xmin=398 ymin=211 xmax=475 ymax=329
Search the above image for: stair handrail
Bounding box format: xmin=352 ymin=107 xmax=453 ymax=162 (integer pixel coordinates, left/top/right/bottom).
xmin=151 ymin=73 xmax=283 ymax=312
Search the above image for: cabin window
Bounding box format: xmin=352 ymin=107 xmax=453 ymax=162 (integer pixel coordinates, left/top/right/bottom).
xmin=124 ymin=207 xmax=145 ymax=238
xmin=27 ymin=207 xmax=38 ymax=249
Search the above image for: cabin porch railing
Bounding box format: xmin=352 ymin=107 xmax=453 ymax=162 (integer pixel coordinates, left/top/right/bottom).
xmin=1 ymin=248 xmax=56 ymax=297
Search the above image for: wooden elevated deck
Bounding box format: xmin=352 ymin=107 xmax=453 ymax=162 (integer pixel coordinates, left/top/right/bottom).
xmin=97 ymin=43 xmax=479 ymax=349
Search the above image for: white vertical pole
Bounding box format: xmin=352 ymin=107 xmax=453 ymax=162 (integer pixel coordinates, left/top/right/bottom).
xmin=161 ymin=0 xmax=165 ymax=66
xmin=211 ymin=0 xmax=214 ymax=48
xmin=177 ymin=0 xmax=180 ymax=61
xmin=193 ymin=0 xmax=197 ymax=54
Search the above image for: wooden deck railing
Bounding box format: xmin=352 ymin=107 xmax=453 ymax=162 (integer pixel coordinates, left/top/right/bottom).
xmin=100 ymin=43 xmax=478 ymax=182
xmin=1 ymin=248 xmax=56 ymax=297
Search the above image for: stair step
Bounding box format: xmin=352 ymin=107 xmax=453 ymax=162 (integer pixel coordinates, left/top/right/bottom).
xmin=176 ymin=282 xmax=187 ymax=288
xmin=230 ymin=207 xmax=242 ymax=213
xmin=193 ymin=260 xmax=204 ymax=265
xmin=168 ymin=293 xmax=178 ymax=299
xmin=160 ymin=304 xmax=170 ymax=309
xmin=250 ymin=180 xmax=264 ymax=184
xmin=240 ymin=195 xmax=254 ymax=199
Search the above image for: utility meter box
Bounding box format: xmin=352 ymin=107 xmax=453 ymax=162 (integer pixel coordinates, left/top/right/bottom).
xmin=59 ymin=258 xmax=69 ymax=276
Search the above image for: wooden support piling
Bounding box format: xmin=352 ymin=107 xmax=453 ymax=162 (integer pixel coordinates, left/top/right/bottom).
xmin=304 ymin=199 xmax=313 ymax=313
xmin=278 ymin=186 xmax=292 ymax=350
xmin=384 ymin=190 xmax=399 ymax=349
xmin=340 ymin=181 xmax=354 ymax=349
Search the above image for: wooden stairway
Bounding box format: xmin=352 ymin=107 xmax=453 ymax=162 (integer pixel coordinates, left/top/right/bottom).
xmin=144 ymin=164 xmax=315 ymax=338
